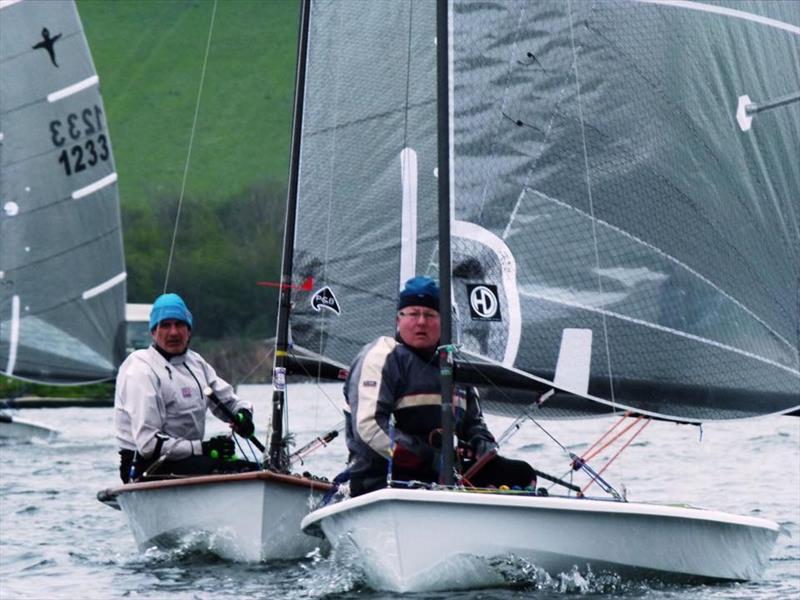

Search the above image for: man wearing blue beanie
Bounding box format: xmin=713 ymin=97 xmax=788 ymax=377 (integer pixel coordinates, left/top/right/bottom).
xmin=342 ymin=276 xmax=536 ymax=496
xmin=114 ymin=293 xmax=258 ymax=482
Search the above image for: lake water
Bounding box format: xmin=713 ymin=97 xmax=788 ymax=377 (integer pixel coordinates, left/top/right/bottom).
xmin=1 ymin=383 xmax=798 ymax=599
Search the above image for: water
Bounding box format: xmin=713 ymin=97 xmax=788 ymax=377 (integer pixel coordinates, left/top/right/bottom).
xmin=1 ymin=383 xmax=798 ymax=599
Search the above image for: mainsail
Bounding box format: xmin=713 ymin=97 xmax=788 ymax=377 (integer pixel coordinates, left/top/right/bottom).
xmin=0 ymin=0 xmax=126 ymax=383
xmin=289 ymin=0 xmax=799 ymax=421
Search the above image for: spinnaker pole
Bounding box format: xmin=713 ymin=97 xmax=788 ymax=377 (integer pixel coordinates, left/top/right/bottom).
xmin=436 ymin=0 xmax=455 ymax=486
xmin=268 ymin=0 xmax=311 ymax=472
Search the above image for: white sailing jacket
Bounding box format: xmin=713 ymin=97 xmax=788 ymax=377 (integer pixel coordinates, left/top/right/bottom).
xmin=114 ymin=345 xmax=251 ymax=460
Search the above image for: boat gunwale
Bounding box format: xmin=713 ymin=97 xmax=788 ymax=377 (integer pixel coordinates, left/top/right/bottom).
xmin=104 ymin=470 xmax=333 ymax=495
xmin=301 ymin=487 xmax=779 ymax=532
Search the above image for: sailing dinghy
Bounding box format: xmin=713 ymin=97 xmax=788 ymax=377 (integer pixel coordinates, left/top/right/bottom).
xmin=0 ymin=0 xmax=127 ymax=439
xmin=96 ymin=1 xmax=339 ymax=561
xmin=285 ymin=0 xmax=798 ymax=592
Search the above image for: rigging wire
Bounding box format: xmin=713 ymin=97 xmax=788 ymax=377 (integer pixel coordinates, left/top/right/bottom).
xmin=566 ymin=0 xmax=617 ymax=409
xmin=163 ymin=0 xmax=218 ymax=292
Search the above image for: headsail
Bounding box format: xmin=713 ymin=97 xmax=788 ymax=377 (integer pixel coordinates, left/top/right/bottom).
xmin=288 ymin=0 xmax=799 ymax=421
xmin=0 ymin=0 xmax=126 ymax=383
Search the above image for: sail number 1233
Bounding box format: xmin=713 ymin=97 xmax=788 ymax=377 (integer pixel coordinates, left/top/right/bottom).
xmin=50 ymin=105 xmax=110 ymax=176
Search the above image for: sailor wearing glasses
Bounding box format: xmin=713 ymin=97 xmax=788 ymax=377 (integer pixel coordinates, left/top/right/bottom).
xmin=344 ymin=276 xmax=536 ymax=497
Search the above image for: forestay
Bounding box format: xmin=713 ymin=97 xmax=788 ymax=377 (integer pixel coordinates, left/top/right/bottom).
xmin=0 ymin=0 xmax=126 ymax=383
xmin=288 ymin=0 xmax=799 ymax=421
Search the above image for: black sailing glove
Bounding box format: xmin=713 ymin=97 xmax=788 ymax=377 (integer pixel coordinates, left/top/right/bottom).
xmin=233 ymin=408 xmax=255 ymax=438
xmin=469 ymin=435 xmax=498 ymax=460
xmin=202 ymin=435 xmax=235 ymax=459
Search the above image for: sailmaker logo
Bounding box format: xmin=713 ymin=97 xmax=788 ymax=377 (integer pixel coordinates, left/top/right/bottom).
xmin=467 ymin=284 xmax=501 ymax=321
xmin=311 ymin=286 xmax=341 ymax=315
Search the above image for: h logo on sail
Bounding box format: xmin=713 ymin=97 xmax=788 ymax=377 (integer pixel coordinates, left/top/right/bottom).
xmin=467 ymin=284 xmax=501 ymax=321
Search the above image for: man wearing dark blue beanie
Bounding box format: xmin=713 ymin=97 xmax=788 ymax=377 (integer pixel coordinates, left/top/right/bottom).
xmin=342 ymin=276 xmax=536 ymax=496
xmin=114 ymin=293 xmax=258 ymax=482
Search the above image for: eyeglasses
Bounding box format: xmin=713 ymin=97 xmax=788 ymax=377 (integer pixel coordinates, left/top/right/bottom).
xmin=398 ymin=310 xmax=440 ymax=321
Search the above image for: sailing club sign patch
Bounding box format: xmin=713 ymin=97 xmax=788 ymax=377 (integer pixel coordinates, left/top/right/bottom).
xmin=467 ymin=284 xmax=501 ymax=321
xmin=311 ymin=286 xmax=341 ymax=315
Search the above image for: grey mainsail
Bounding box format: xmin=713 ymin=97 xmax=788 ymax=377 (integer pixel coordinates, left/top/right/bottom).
xmin=288 ymin=0 xmax=799 ymax=421
xmin=0 ymin=0 xmax=126 ymax=383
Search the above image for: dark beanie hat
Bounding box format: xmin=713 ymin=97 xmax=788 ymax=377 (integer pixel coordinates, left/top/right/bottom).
xmin=397 ymin=276 xmax=440 ymax=312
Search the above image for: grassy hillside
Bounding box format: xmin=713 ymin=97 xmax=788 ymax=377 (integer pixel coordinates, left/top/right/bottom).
xmin=78 ymin=0 xmax=299 ymax=204
xmin=72 ymin=0 xmax=299 ymax=347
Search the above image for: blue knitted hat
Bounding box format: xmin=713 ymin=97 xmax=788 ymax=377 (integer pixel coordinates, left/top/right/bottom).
xmin=398 ymin=276 xmax=440 ymax=312
xmin=149 ymin=293 xmax=193 ymax=331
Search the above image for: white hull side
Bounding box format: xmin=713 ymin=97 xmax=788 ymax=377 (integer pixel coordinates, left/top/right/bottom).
xmin=0 ymin=417 xmax=57 ymax=442
xmin=116 ymin=474 xmax=329 ymax=561
xmin=302 ymin=489 xmax=779 ymax=592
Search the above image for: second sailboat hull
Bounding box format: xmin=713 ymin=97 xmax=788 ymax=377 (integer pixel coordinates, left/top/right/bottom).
xmin=301 ymin=488 xmax=779 ymax=592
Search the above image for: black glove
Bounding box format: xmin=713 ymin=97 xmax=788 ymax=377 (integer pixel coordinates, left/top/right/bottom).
xmin=469 ymin=435 xmax=498 ymax=460
xmin=233 ymin=408 xmax=255 ymax=438
xmin=202 ymin=435 xmax=235 ymax=459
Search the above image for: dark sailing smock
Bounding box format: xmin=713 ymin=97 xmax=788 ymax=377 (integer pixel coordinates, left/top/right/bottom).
xmin=344 ymin=335 xmax=497 ymax=495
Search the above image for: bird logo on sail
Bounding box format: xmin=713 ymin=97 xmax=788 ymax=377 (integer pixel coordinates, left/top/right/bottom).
xmin=32 ymin=27 xmax=62 ymax=68
xmin=310 ymin=286 xmax=341 ymax=315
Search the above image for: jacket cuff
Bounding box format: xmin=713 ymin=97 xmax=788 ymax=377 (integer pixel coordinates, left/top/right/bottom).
xmin=191 ymin=439 xmax=203 ymax=456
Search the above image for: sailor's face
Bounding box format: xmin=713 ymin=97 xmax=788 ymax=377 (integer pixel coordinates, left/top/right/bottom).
xmin=152 ymin=319 xmax=191 ymax=354
xmin=397 ymin=305 xmax=440 ymax=351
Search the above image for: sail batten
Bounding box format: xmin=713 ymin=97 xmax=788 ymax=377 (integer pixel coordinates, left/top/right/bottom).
xmin=47 ymin=74 xmax=99 ymax=103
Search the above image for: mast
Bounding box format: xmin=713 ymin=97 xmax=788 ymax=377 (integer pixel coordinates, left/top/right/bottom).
xmin=268 ymin=0 xmax=311 ymax=472
xmin=436 ymin=0 xmax=454 ymax=485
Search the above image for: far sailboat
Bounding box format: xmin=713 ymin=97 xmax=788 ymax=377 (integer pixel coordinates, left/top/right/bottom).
xmin=291 ymin=0 xmax=799 ymax=592
xmin=0 ymin=0 xmax=127 ymax=438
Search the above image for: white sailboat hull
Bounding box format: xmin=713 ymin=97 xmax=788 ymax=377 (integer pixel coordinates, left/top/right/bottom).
xmin=301 ymin=488 xmax=779 ymax=592
xmin=107 ymin=471 xmax=331 ymax=561
xmin=0 ymin=416 xmax=57 ymax=442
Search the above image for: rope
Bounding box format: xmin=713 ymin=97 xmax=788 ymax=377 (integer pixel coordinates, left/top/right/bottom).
xmin=566 ymin=0 xmax=616 ymax=407
xmin=581 ymin=412 xmax=645 ymax=463
xmin=582 ymin=417 xmax=651 ymax=495
xmin=163 ymin=0 xmax=218 ymax=292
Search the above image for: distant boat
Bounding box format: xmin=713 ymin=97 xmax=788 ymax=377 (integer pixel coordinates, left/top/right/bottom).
xmin=0 ymin=411 xmax=56 ymax=442
xmin=292 ymin=0 xmax=799 ymax=592
xmin=0 ymin=0 xmax=127 ymax=439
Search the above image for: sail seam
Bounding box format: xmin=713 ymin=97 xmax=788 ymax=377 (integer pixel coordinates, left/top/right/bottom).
xmin=72 ymin=173 xmax=118 ymax=200
xmin=82 ymin=272 xmax=127 ymax=300
xmin=635 ymin=0 xmax=800 ymax=36
xmin=568 ymin=0 xmax=617 ymax=405
xmin=47 ymin=75 xmax=99 ymax=103
xmin=517 ymin=288 xmax=800 ymax=376
xmin=528 ymin=188 xmax=798 ymax=355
